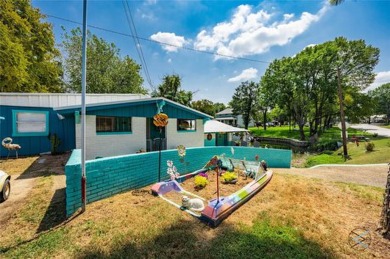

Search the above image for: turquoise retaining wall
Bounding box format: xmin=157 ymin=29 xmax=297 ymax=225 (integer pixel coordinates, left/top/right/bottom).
xmin=65 ymin=146 xmax=291 ymax=217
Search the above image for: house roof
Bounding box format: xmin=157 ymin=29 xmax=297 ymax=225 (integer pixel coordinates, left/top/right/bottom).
xmin=215 ymin=117 xmax=236 ymax=121
xmin=204 ymin=120 xmax=248 ymax=133
xmin=55 ymin=97 xmax=213 ymax=120
xmin=216 ymin=108 xmax=233 ymax=116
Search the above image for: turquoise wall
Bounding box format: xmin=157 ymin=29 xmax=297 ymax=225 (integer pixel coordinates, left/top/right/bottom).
xmin=204 ymin=134 xmax=216 ymax=146
xmin=65 ymin=146 xmax=291 ymax=217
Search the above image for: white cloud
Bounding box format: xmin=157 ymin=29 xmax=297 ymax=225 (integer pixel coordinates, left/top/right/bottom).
xmin=227 ymin=68 xmax=258 ymax=82
xmin=366 ymin=71 xmax=390 ymax=91
xmin=194 ymin=4 xmax=329 ymax=59
xmin=167 ymin=58 xmax=172 ymax=63
xmin=150 ymin=32 xmax=188 ymax=52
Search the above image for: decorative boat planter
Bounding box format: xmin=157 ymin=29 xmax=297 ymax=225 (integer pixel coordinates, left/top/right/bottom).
xmin=151 ymin=155 xmax=273 ymax=227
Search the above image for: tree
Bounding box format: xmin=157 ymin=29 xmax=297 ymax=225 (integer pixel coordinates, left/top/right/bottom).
xmin=191 ymin=99 xmax=216 ymax=116
xmin=331 ymin=37 xmax=379 ymax=157
xmin=152 ymin=74 xmax=193 ymax=106
xmin=62 ymin=28 xmax=146 ymax=94
xmin=369 ymin=83 xmax=390 ymax=124
xmin=0 ymin=0 xmax=63 ymax=92
xmin=214 ymin=103 xmax=227 ymax=114
xmin=261 ymin=38 xmax=379 ymax=142
xmin=230 ymin=81 xmax=260 ymax=129
xmin=329 ymin=0 xmax=345 ymax=5
xmin=191 ymin=100 xmax=227 ymax=116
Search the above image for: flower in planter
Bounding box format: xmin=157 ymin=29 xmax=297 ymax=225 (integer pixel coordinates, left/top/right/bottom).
xmin=194 ymin=175 xmax=209 ymax=190
xmin=198 ymin=172 xmax=208 ymax=179
xmin=221 ymin=171 xmax=238 ymax=184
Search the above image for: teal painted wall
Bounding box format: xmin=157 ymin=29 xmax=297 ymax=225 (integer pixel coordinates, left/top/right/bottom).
xmin=204 ymin=133 xmax=216 ymax=146
xmin=65 ymin=146 xmax=291 ymax=217
xmin=0 ymin=105 xmax=75 ymax=157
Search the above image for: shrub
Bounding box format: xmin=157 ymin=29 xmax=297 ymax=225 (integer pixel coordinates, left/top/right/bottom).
xmin=194 ymin=175 xmax=209 ymax=189
xmin=373 ymin=133 xmax=378 ymax=138
xmin=365 ymin=142 xmax=375 ymax=152
xmin=221 ymin=172 xmax=238 ymax=183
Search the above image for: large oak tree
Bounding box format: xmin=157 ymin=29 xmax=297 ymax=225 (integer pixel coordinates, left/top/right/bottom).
xmin=0 ymin=0 xmax=63 ymax=92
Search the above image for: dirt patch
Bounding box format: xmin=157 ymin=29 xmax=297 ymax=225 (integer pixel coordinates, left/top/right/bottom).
xmin=0 ymin=153 xmax=70 ymax=227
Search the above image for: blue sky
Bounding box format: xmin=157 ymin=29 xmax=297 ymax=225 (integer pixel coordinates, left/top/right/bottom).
xmin=32 ymin=0 xmax=390 ymax=104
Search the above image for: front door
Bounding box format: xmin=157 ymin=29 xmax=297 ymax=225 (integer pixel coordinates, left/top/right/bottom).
xmin=146 ymin=118 xmax=166 ymax=151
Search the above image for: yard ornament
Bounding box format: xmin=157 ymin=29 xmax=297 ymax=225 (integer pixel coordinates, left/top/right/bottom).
xmin=2 ymin=137 xmax=21 ymax=159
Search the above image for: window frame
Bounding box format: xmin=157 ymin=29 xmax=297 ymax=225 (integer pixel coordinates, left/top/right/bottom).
xmin=12 ymin=110 xmax=49 ymax=137
xmin=96 ymin=116 xmax=132 ymax=135
xmin=177 ymin=119 xmax=197 ymax=132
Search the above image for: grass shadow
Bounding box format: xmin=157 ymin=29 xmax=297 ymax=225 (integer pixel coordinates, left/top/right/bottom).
xmin=15 ymin=153 xmax=70 ymax=180
xmin=76 ymin=217 xmax=335 ymax=259
xmin=36 ymin=187 xmax=67 ymax=234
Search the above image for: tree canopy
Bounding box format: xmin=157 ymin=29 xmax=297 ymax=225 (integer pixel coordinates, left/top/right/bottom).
xmin=230 ymin=81 xmax=260 ymax=129
xmin=191 ymin=99 xmax=226 ymax=116
xmin=61 ymin=28 xmax=147 ymax=94
xmin=151 ymin=74 xmax=193 ymax=106
xmin=0 ymin=0 xmax=63 ymax=92
xmin=369 ymin=83 xmax=390 ymax=124
xmin=261 ymin=37 xmax=379 ymax=140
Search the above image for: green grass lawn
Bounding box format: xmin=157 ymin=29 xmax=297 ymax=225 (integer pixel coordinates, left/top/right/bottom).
xmin=306 ymin=137 xmax=390 ymax=167
xmin=249 ymin=125 xmax=367 ymax=142
xmin=249 ymin=125 xmax=389 ymax=167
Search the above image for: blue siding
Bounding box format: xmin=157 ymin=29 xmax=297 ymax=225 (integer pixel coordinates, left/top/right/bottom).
xmin=65 ymin=147 xmax=291 ymax=216
xmin=0 ymin=105 xmax=75 ymax=157
xmin=58 ymin=99 xmax=210 ymax=120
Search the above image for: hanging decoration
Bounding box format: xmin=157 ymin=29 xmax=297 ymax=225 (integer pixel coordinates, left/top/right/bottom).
xmin=207 ymin=133 xmax=212 ymax=140
xmin=153 ymin=113 xmax=169 ymax=127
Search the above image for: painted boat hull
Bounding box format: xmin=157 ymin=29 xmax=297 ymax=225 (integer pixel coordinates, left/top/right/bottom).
xmin=151 ymin=169 xmax=273 ymax=227
xmin=200 ymin=170 xmax=273 ymax=227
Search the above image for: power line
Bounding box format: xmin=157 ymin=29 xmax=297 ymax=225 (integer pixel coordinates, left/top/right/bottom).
xmin=122 ymin=0 xmax=154 ymax=90
xmin=46 ymin=14 xmax=271 ymax=64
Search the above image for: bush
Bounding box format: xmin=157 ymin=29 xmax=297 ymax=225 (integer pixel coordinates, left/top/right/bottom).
xmin=194 ymin=175 xmax=209 ymax=189
xmin=221 ymin=172 xmax=238 ymax=183
xmin=373 ymin=133 xmax=378 ymax=138
xmin=365 ymin=142 xmax=375 ymax=152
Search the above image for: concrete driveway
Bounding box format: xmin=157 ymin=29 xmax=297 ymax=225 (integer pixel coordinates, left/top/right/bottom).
xmin=350 ymin=123 xmax=390 ymax=137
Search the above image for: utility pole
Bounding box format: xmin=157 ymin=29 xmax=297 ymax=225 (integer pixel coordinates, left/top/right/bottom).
xmin=337 ymin=68 xmax=348 ymax=159
xmin=81 ymin=0 xmax=88 ymax=212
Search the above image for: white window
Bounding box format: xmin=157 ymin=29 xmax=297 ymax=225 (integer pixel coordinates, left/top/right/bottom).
xmin=13 ymin=110 xmax=49 ymax=136
xmin=177 ymin=119 xmax=196 ymax=131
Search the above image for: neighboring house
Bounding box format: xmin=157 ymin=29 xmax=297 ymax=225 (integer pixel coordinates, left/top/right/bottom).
xmin=215 ymin=108 xmax=255 ymax=128
xmin=0 ymin=93 xmax=212 ymax=160
xmin=204 ymin=120 xmax=248 ymax=146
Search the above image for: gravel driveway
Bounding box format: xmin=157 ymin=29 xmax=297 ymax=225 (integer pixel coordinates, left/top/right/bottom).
xmin=276 ymin=164 xmax=389 ymax=188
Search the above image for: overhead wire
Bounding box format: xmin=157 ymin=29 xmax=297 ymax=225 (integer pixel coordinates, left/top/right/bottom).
xmin=122 ymin=0 xmax=154 ymax=90
xmin=46 ymin=14 xmax=271 ymax=64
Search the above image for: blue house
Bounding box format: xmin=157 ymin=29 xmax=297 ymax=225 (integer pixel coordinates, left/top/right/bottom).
xmin=0 ymin=93 xmax=212 ymax=159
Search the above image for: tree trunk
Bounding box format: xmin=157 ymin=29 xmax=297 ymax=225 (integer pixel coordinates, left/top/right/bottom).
xmin=337 ymin=68 xmax=348 ymax=158
xmin=381 ymin=164 xmax=390 ymax=239
xmin=298 ymin=124 xmax=305 ymax=141
xmin=263 ymin=110 xmax=267 ymax=131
